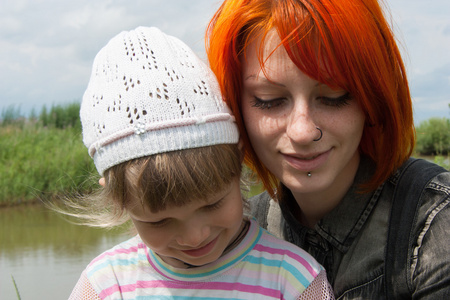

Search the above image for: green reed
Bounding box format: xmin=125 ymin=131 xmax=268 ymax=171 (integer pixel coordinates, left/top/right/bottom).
xmin=11 ymin=275 xmax=22 ymax=300
xmin=0 ymin=124 xmax=96 ymax=204
xmin=0 ymin=102 xmax=97 ymax=205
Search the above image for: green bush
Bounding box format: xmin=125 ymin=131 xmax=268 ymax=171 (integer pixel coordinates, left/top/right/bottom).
xmin=434 ymin=155 xmax=450 ymax=170
xmin=415 ymin=117 xmax=450 ymax=155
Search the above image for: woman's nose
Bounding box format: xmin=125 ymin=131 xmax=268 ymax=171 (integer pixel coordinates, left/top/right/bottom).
xmin=285 ymin=103 xmax=319 ymax=144
xmin=176 ymin=219 xmax=211 ymax=247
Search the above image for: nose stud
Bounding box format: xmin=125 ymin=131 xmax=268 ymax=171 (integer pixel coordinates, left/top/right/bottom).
xmin=313 ymin=127 xmax=322 ymax=142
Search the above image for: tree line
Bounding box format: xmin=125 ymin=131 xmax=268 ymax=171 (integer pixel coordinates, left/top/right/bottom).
xmin=0 ymin=102 xmax=448 ymax=205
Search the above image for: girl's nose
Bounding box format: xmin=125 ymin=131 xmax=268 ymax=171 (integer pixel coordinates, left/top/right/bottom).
xmin=176 ymin=219 xmax=211 ymax=247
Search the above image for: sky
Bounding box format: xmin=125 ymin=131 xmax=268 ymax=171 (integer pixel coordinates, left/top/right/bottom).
xmin=0 ymin=0 xmax=449 ymax=125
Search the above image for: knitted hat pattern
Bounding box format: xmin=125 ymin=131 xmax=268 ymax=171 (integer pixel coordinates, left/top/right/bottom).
xmin=80 ymin=27 xmax=239 ymax=175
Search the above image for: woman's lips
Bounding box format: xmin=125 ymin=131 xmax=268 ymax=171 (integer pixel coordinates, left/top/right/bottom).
xmin=180 ymin=236 xmax=218 ymax=257
xmin=282 ymin=149 xmax=332 ymax=172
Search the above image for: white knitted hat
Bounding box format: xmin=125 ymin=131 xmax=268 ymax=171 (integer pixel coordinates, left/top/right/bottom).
xmin=80 ymin=27 xmax=239 ymax=175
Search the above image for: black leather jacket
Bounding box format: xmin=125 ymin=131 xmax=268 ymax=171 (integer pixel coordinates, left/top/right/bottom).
xmin=248 ymin=157 xmax=450 ymax=299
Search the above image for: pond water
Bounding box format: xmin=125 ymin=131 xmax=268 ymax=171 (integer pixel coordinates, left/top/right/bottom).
xmin=0 ymin=204 xmax=130 ymax=299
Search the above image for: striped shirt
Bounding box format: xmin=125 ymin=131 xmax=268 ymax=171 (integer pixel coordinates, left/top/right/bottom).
xmin=77 ymin=219 xmax=331 ymax=299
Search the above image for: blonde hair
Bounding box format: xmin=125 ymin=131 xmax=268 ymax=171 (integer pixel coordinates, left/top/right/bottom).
xmin=59 ymin=144 xmax=242 ymax=228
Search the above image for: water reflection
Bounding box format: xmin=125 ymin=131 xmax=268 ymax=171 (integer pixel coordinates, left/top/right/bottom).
xmin=0 ymin=204 xmax=130 ymax=299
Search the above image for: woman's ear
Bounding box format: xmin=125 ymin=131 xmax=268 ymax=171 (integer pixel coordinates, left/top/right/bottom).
xmin=99 ymin=177 xmax=105 ymax=187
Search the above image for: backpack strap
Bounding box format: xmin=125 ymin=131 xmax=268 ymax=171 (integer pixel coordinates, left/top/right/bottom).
xmin=385 ymin=158 xmax=447 ymax=299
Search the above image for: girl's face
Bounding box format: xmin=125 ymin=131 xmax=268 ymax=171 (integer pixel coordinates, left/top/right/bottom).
xmin=241 ymin=31 xmax=365 ymax=199
xmin=128 ymin=177 xmax=244 ymax=268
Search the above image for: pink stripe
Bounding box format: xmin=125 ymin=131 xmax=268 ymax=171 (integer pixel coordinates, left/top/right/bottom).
xmin=98 ymin=284 xmax=122 ymax=298
xmin=99 ymin=280 xmax=281 ymax=298
xmin=90 ymin=244 xmax=142 ymax=264
xmin=89 ymin=113 xmax=234 ymax=156
xmin=98 ymin=280 xmax=155 ymax=297
xmin=253 ymin=244 xmax=319 ymax=277
xmin=145 ymin=246 xmax=170 ymax=279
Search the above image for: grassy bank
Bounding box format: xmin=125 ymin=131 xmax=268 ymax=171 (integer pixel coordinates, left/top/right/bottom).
xmin=0 ymin=103 xmax=448 ymax=205
xmin=0 ymin=108 xmax=97 ymax=205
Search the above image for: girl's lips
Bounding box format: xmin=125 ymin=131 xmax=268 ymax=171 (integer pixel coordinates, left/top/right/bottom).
xmin=180 ymin=236 xmax=218 ymax=257
xmin=282 ymin=149 xmax=332 ymax=172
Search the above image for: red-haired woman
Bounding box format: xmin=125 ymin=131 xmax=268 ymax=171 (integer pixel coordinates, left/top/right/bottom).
xmin=206 ymin=0 xmax=450 ymax=298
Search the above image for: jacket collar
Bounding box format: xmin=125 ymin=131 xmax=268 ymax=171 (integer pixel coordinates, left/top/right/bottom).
xmin=279 ymin=157 xmax=383 ymax=253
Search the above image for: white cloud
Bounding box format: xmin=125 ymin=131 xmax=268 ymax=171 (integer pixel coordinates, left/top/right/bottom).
xmin=0 ymin=0 xmax=448 ymax=124
xmin=389 ymin=0 xmax=450 ymax=75
xmin=413 ymin=97 xmax=450 ymax=124
xmin=0 ymin=0 xmax=220 ymax=115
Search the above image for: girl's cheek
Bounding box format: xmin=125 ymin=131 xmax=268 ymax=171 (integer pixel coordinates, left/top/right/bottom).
xmin=132 ymin=222 xmax=167 ymax=247
xmin=140 ymin=229 xmax=172 ymax=250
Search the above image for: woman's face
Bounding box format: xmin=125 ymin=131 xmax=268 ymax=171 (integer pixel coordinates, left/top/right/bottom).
xmin=241 ymin=32 xmax=366 ymax=198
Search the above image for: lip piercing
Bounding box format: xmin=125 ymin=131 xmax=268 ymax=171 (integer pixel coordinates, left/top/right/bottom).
xmin=313 ymin=127 xmax=322 ymax=142
xmin=307 ymin=172 xmax=312 ymax=177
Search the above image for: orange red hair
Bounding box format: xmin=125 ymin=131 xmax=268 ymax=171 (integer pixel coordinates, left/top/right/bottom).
xmin=206 ymin=0 xmax=415 ymax=194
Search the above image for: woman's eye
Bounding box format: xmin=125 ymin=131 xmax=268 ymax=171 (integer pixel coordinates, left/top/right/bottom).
xmin=319 ymin=92 xmax=351 ymax=108
xmin=250 ymin=97 xmax=285 ymax=110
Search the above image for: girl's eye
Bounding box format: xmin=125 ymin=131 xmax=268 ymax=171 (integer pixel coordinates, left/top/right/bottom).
xmin=250 ymin=96 xmax=285 ymax=110
xmin=203 ymin=199 xmax=224 ymax=211
xmin=319 ymin=92 xmax=351 ymax=108
xmin=146 ymin=218 xmax=171 ymax=228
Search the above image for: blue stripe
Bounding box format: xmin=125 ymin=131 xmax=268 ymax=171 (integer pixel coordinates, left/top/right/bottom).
xmin=243 ymin=255 xmax=310 ymax=288
xmin=152 ymin=227 xmax=263 ymax=279
xmin=87 ymin=256 xmax=140 ymax=276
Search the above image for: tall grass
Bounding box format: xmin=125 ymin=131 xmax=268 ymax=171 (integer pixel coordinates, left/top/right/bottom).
xmin=1 ymin=105 xmax=23 ymax=126
xmin=0 ymin=102 xmax=97 ymax=205
xmin=1 ymin=102 xmax=447 ymax=205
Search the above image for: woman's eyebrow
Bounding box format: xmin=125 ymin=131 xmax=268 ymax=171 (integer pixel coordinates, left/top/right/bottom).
xmin=244 ymin=74 xmax=286 ymax=87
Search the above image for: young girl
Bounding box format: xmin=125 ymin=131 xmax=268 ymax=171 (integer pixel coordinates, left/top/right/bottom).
xmin=67 ymin=26 xmax=334 ymax=299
